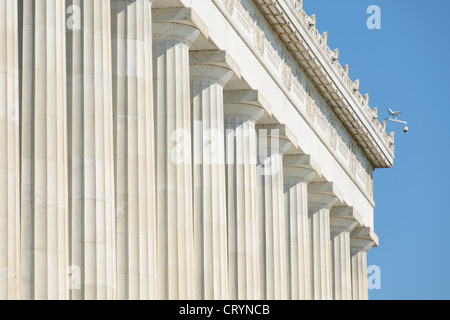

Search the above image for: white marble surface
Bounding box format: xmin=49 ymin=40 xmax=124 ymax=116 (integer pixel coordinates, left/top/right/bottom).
xmin=308 ymin=182 xmax=341 ymax=300
xmin=20 ymin=0 xmax=69 ymax=300
xmin=257 ymin=134 xmax=291 ymax=300
xmin=283 ymin=155 xmax=318 ymax=300
xmin=331 ymin=217 xmax=357 ymax=300
xmin=224 ymin=100 xmax=264 ymax=300
xmin=111 ymin=0 xmax=157 ymax=300
xmin=66 ymin=0 xmax=116 ymax=300
xmin=351 ymin=228 xmax=375 ymax=300
xmin=152 ymin=20 xmax=199 ymax=300
xmin=190 ymin=59 xmax=232 ymax=300
xmin=0 ymin=0 xmax=20 ymax=300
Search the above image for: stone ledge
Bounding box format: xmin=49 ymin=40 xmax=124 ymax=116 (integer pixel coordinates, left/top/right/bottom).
xmin=254 ymin=0 xmax=394 ymax=169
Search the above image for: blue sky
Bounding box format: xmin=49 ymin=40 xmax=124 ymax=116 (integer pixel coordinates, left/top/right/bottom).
xmin=303 ymin=0 xmax=450 ymax=300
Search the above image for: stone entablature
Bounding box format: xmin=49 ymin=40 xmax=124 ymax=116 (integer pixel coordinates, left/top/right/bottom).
xmin=213 ymin=0 xmax=376 ymax=199
xmin=276 ymin=0 xmax=394 ymax=166
xmin=217 ymin=0 xmax=393 ymax=170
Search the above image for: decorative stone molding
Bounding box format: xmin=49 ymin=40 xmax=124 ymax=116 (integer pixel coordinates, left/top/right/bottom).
xmin=224 ymin=0 xmax=235 ymax=15
xmin=308 ymin=181 xmax=343 ymax=210
xmin=224 ymin=89 xmax=270 ymax=121
xmin=190 ymin=50 xmax=240 ymax=85
xmin=213 ymin=0 xmax=376 ymax=200
xmin=331 ymin=206 xmax=363 ymax=227
xmin=251 ymin=0 xmax=395 ymax=168
xmin=255 ymin=27 xmax=266 ymax=56
xmin=351 ymin=227 xmax=379 ymax=249
xmin=282 ymin=62 xmax=293 ymax=91
xmin=283 ymin=154 xmax=322 ymax=183
xmin=152 ymin=7 xmax=208 ymax=41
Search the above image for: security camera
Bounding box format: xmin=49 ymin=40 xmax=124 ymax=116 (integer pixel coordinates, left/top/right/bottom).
xmin=384 ymin=109 xmax=408 ymax=134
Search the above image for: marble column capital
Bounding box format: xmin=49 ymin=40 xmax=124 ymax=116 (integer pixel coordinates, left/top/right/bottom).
xmin=190 ymin=50 xmax=241 ymax=79
xmin=152 ymin=22 xmax=200 ymax=45
xmin=153 ymin=15 xmax=196 ymax=299
xmin=223 ymin=103 xmax=266 ymax=122
xmin=308 ymin=182 xmax=343 ymax=210
xmin=256 ymin=124 xmax=294 ymax=155
xmin=224 ymin=90 xmax=268 ymax=121
xmin=152 ymin=7 xmax=208 ymax=39
xmin=350 ymin=239 xmax=374 ymax=254
xmin=111 ymin=0 xmax=153 ymax=15
xmin=257 ymin=123 xmax=297 ymax=148
xmin=283 ymin=154 xmax=322 ymax=183
xmin=283 ymin=167 xmax=316 ymax=184
xmin=190 ymin=64 xmax=233 ymax=86
xmin=350 ymin=227 xmax=379 ymax=253
xmin=259 ymin=137 xmax=292 ymax=156
xmin=331 ymin=206 xmax=363 ymax=228
xmin=330 ymin=218 xmax=358 ymax=235
xmin=308 ymin=194 xmax=339 ymax=210
xmin=331 ymin=206 xmax=360 ymax=219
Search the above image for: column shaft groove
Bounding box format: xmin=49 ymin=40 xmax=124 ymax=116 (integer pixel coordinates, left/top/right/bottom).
xmin=225 ymin=111 xmax=261 ymax=300
xmin=66 ymin=0 xmax=116 ymax=300
xmin=331 ymin=226 xmax=353 ymax=300
xmin=0 ymin=0 xmax=20 ymax=300
xmin=19 ymin=0 xmax=69 ymax=300
xmin=153 ymin=22 xmax=199 ymax=300
xmin=191 ymin=66 xmax=231 ymax=300
xmin=111 ymin=0 xmax=157 ymax=300
xmin=309 ymin=207 xmax=332 ymax=300
xmin=284 ymin=180 xmax=311 ymax=300
xmin=257 ymin=136 xmax=289 ymax=300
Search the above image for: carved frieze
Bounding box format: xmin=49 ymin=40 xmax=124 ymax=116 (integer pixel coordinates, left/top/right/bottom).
xmin=282 ymin=62 xmax=293 ymax=91
xmin=224 ymin=0 xmax=235 ymax=15
xmin=254 ymin=27 xmax=265 ymax=56
xmin=306 ymin=95 xmax=316 ymax=122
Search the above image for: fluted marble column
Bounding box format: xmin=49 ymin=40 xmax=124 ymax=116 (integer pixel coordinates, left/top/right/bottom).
xmin=190 ymin=53 xmax=233 ymax=300
xmin=257 ymin=129 xmax=291 ymax=300
xmin=153 ymin=20 xmax=199 ymax=300
xmin=351 ymin=228 xmax=375 ymax=300
xmin=330 ymin=217 xmax=357 ymax=300
xmin=224 ymin=98 xmax=264 ymax=300
xmin=66 ymin=0 xmax=116 ymax=300
xmin=19 ymin=0 xmax=69 ymax=299
xmin=0 ymin=0 xmax=20 ymax=300
xmin=283 ymin=155 xmax=319 ymax=300
xmin=308 ymin=182 xmax=341 ymax=300
xmin=111 ymin=0 xmax=156 ymax=300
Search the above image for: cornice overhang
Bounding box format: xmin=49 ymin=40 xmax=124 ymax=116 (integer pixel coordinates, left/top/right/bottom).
xmin=254 ymin=0 xmax=395 ymax=168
